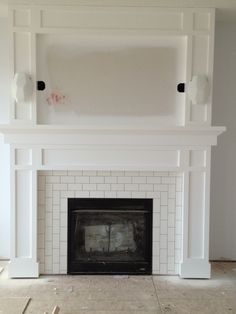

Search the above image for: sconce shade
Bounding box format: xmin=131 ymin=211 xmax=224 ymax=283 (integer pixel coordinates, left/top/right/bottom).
xmin=12 ymin=73 xmax=33 ymax=103
xmin=188 ymin=75 xmax=210 ymax=105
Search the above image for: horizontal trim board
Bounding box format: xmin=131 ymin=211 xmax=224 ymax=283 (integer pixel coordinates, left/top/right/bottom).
xmin=40 ymin=8 xmax=183 ymax=30
xmin=42 ymin=148 xmax=180 ymax=167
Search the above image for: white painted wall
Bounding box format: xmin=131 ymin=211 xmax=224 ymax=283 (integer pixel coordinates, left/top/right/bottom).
xmin=210 ymin=22 xmax=236 ymax=260
xmin=0 ymin=17 xmax=10 ymax=259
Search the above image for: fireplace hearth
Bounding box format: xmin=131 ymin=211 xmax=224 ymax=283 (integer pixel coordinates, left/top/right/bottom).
xmin=68 ymin=198 xmax=152 ymax=274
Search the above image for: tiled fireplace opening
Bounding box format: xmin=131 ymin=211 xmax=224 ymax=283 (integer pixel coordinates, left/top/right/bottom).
xmin=37 ymin=170 xmax=183 ymax=275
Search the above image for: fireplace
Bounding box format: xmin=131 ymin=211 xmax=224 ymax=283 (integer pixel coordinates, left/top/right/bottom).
xmin=0 ymin=6 xmax=226 ymax=279
xmin=68 ymin=198 xmax=152 ymax=274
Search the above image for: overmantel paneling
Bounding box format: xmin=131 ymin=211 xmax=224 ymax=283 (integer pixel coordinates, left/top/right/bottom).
xmin=10 ymin=6 xmax=213 ymax=34
xmin=9 ymin=5 xmax=215 ymax=126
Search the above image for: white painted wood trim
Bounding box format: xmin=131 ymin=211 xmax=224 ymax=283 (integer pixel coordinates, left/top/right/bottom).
xmin=2 ymin=126 xmax=225 ymax=278
xmin=179 ymin=147 xmax=212 ymax=278
xmin=3 ymin=4 xmax=225 ymax=278
xmin=8 ymin=5 xmax=215 ymax=126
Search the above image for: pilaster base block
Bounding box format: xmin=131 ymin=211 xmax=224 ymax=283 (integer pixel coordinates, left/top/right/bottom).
xmin=8 ymin=259 xmax=39 ymax=278
xmin=180 ymin=259 xmax=211 ymax=278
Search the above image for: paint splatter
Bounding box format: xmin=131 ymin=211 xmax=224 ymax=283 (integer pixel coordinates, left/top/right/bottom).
xmin=46 ymin=89 xmax=67 ymax=105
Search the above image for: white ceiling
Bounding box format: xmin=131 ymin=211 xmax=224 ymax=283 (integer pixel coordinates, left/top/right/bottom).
xmin=0 ymin=0 xmax=236 ymax=21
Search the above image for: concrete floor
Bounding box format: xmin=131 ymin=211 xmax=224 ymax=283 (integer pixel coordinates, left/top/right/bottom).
xmin=0 ymin=262 xmax=236 ymax=313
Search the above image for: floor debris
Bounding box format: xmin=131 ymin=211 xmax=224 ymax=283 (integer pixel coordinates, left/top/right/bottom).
xmin=67 ymin=286 xmax=73 ymax=293
xmin=52 ymin=305 xmax=60 ymax=314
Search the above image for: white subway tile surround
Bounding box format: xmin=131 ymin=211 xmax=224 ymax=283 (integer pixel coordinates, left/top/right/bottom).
xmin=37 ymin=171 xmax=182 ymax=275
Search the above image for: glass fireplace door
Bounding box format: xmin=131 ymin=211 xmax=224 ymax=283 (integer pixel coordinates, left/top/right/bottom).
xmin=68 ymin=198 xmax=152 ymax=274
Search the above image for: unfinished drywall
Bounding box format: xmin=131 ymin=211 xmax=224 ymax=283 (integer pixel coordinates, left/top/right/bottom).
xmin=210 ymin=21 xmax=236 ymax=260
xmin=37 ymin=35 xmax=186 ymax=126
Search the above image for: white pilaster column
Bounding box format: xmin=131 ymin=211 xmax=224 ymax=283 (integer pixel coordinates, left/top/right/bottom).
xmin=8 ymin=146 xmax=39 ymax=278
xmin=180 ymin=148 xmax=211 ymax=278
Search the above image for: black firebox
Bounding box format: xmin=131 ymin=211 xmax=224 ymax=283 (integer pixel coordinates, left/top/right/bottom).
xmin=68 ymin=198 xmax=152 ymax=275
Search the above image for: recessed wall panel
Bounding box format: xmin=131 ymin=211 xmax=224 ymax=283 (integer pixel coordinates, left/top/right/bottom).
xmin=16 ymin=170 xmax=32 ymax=257
xmin=193 ymin=13 xmax=210 ymax=31
xmin=13 ymin=9 xmax=30 ymax=27
xmin=14 ymin=32 xmax=31 ymax=73
xmin=42 ymin=148 xmax=180 ymax=168
xmin=190 ymin=150 xmax=206 ymax=167
xmin=188 ymin=172 xmax=205 ymax=258
xmin=15 ymin=148 xmax=32 ymax=166
xmin=13 ymin=32 xmax=32 ymax=120
xmin=192 ymin=35 xmax=209 ymax=75
xmin=40 ymin=9 xmax=183 ymax=30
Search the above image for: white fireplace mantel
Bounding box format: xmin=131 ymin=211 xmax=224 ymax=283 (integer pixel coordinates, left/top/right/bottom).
xmin=0 ymin=125 xmax=225 ymax=278
xmin=2 ymin=4 xmax=226 ymax=278
xmin=0 ymin=124 xmax=225 ymax=144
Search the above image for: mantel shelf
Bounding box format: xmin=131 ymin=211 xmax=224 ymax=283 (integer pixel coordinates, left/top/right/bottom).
xmin=0 ymin=124 xmax=226 ymax=147
xmin=0 ymin=124 xmax=226 ymax=136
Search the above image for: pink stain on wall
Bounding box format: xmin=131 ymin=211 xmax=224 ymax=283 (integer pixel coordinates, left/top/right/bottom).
xmin=46 ymin=90 xmax=67 ymax=105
